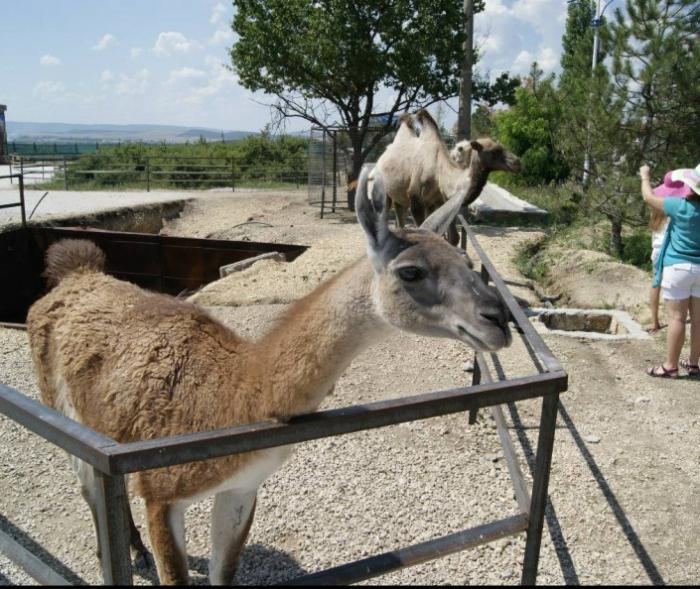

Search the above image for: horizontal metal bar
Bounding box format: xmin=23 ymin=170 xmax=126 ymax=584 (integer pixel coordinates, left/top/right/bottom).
xmin=459 ymin=218 xmax=562 ymax=373
xmin=0 ymin=202 xmax=22 ymax=210
xmin=285 ymin=513 xmax=529 ymax=585
xmin=105 ymin=372 xmax=567 ymax=474
xmin=0 ymin=384 xmax=115 ymax=472
xmin=0 ymin=528 xmax=75 ymax=586
xmin=475 ymin=353 xmax=532 ymax=515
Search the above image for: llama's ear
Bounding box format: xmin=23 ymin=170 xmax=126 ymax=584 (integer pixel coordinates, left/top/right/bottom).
xmin=356 ymin=166 xmax=405 ymax=270
xmin=420 ymin=186 xmax=467 ymax=236
xmin=470 ymin=140 xmax=483 ymax=152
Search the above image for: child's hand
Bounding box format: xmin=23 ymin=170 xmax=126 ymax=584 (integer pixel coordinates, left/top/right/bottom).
xmin=639 ymin=165 xmax=651 ymax=181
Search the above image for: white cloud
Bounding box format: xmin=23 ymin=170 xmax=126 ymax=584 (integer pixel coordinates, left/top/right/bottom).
xmin=153 ymin=32 xmax=202 ymax=57
xmin=93 ymin=33 xmax=118 ymax=51
xmin=100 ymin=70 xmax=114 ymax=83
xmin=33 ymin=80 xmax=67 ymax=98
xmin=209 ymin=28 xmax=234 ymax=46
xmin=165 ymin=67 xmax=208 ymax=86
xmin=210 ymin=1 xmax=228 ymax=25
xmin=115 ymin=69 xmax=149 ymax=95
xmin=474 ymin=0 xmax=568 ymax=81
xmin=40 ymin=54 xmax=61 ymax=67
xmin=164 ymin=56 xmax=237 ymax=104
xmin=130 ymin=47 xmax=143 ymax=59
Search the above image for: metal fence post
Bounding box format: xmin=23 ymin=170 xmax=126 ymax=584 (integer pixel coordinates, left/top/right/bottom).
xmin=231 ymin=159 xmax=235 ymax=192
xmin=19 ymin=174 xmax=26 ymax=227
xmin=146 ymin=157 xmax=150 ymax=192
xmin=93 ymin=470 xmax=133 ymax=585
xmin=521 ymin=393 xmax=560 ymax=585
xmin=63 ymin=156 xmax=68 ymax=190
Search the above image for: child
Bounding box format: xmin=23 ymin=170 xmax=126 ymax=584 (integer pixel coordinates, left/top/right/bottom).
xmin=648 ymin=208 xmax=668 ymax=332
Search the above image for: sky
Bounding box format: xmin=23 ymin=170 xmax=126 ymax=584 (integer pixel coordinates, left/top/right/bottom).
xmin=0 ymin=0 xmax=575 ymax=134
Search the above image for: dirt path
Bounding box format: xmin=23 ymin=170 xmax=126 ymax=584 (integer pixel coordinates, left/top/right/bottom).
xmin=0 ymin=188 xmax=698 ymax=585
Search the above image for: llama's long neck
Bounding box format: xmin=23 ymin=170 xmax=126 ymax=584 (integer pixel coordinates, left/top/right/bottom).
xmin=251 ymin=257 xmax=390 ymax=421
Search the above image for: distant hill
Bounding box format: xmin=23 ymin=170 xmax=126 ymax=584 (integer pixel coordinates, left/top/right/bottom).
xmin=7 ymin=121 xmax=254 ymax=143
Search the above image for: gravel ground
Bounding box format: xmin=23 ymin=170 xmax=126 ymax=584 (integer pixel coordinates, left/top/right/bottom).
xmin=1 ymin=189 xmax=698 ymax=585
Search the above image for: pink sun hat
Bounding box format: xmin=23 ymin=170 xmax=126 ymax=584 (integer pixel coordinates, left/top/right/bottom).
xmin=670 ymin=164 xmax=700 ymax=196
xmin=652 ymin=170 xmax=693 ymax=198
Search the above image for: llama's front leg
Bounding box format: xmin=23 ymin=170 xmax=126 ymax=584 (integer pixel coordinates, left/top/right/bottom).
xmin=146 ymin=500 xmax=188 ymax=585
xmin=209 ymin=489 xmax=257 ymax=585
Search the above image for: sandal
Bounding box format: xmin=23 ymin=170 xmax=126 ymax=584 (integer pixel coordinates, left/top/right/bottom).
xmin=680 ymin=358 xmax=700 ymax=376
xmin=646 ymin=365 xmax=679 ymax=378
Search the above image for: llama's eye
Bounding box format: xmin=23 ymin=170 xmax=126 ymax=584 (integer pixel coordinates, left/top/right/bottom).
xmin=397 ymin=266 xmax=426 ymax=282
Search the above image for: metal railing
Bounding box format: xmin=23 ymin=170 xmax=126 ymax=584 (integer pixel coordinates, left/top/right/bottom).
xmin=0 ymin=218 xmax=567 ymax=585
xmin=0 ymin=173 xmax=26 ymax=226
xmin=10 ymin=155 xmax=307 ymax=191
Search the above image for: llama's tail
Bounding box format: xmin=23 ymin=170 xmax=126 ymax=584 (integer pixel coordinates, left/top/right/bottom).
xmin=44 ymin=239 xmax=106 ymax=287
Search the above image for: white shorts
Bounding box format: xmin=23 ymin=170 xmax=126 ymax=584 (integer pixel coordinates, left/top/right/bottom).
xmin=661 ymin=263 xmax=700 ymax=300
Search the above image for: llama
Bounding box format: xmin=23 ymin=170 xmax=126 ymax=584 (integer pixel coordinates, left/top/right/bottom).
xmin=373 ymin=110 xmax=521 ymax=242
xmin=26 ymin=169 xmax=511 ymax=585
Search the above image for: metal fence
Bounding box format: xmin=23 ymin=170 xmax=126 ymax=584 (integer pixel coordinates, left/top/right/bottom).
xmin=9 ymin=155 xmax=307 ymax=191
xmin=307 ymin=123 xmax=459 ymax=217
xmin=0 ymin=204 xmax=567 ymax=584
xmin=8 ymin=141 xmax=122 ymax=156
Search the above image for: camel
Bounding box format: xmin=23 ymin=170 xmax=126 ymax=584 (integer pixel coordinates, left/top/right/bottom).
xmin=26 ymin=167 xmax=512 ymax=585
xmin=373 ymin=109 xmax=521 ymax=242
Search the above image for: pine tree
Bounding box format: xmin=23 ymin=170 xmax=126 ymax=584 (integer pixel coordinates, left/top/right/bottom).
xmin=609 ymin=0 xmax=700 ymax=171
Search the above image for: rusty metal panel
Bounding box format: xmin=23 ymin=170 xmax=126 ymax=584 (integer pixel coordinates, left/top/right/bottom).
xmin=0 ymin=225 xmax=308 ymax=322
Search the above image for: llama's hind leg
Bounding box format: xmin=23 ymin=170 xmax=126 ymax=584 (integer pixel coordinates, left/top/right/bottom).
xmin=146 ymin=500 xmax=188 ymax=585
xmin=209 ymin=489 xmax=257 ymax=585
xmin=72 ymin=457 xmax=105 ymax=560
xmin=72 ymin=458 xmax=151 ymax=567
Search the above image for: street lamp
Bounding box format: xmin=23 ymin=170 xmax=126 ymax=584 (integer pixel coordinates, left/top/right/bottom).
xmin=582 ymin=0 xmax=615 ymax=184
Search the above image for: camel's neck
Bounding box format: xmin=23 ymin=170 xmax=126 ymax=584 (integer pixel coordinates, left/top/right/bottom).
xmin=251 ymin=257 xmax=389 ymax=420
xmin=464 ymin=158 xmax=490 ymax=206
xmin=436 ymin=153 xmax=489 ymax=206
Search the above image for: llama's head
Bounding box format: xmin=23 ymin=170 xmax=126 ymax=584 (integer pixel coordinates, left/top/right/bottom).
xmin=455 ymin=138 xmax=521 ymax=174
xmin=356 ymin=166 xmax=511 ymax=352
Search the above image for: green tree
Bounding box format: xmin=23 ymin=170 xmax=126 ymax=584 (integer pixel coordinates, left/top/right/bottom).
xmin=231 ymin=0 xmax=498 ymax=208
xmin=493 ymin=64 xmax=568 ymax=186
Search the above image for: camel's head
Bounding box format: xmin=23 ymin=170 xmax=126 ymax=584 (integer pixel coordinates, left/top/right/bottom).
xmin=462 ymin=138 xmax=521 ymax=174
xmin=356 ymin=166 xmax=512 ymax=352
xmin=450 ymin=140 xmax=473 ymax=168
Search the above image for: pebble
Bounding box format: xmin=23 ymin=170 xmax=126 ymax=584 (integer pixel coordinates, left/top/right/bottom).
xmin=634 ymin=396 xmax=651 ymax=404
xmin=584 ymin=435 xmax=601 ymax=444
xmin=462 ymin=360 xmax=475 ymax=372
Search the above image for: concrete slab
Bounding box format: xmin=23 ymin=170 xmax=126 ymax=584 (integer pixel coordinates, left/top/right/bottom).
xmin=0 ymin=184 xmax=203 ymax=229
xmin=469 ymin=182 xmax=548 ymax=224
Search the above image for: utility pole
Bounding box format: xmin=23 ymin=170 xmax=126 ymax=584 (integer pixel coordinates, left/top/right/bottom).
xmin=457 ymin=0 xmax=474 ymax=141
xmin=583 ymin=0 xmax=613 ymax=185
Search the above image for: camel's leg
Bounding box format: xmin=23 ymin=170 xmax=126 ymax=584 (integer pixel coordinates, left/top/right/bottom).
xmin=393 ymin=201 xmax=408 ymax=228
xmin=209 ymin=489 xmax=258 ymax=585
xmin=446 ymin=220 xmax=460 ymax=246
xmin=146 ymin=500 xmax=188 ymax=585
xmin=409 ymin=192 xmax=427 ymax=226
